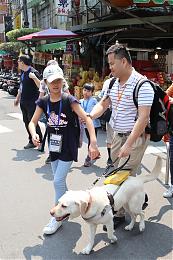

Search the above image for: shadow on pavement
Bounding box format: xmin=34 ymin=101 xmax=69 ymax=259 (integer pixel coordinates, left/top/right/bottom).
xmin=23 ymin=221 xmax=172 ymax=260
xmin=23 ymin=221 xmax=82 ymax=260
xmin=35 ymin=164 xmax=53 ymax=181
xmin=70 ymin=163 xmax=106 ymax=177
xmin=12 ymin=148 xmax=42 ymax=162
xmin=148 ymin=203 xmax=172 ymax=222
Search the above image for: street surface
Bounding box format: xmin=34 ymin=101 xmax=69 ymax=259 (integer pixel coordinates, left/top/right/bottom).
xmin=0 ymin=90 xmax=172 ymax=260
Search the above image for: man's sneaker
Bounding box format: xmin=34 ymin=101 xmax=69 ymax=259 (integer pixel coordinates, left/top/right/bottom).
xmin=24 ymin=143 xmax=36 ymax=149
xmin=45 ymin=155 xmax=51 ymax=164
xmin=163 ymin=186 xmax=173 ymax=198
xmin=84 ymin=156 xmax=92 ymax=167
xmin=43 ymin=217 xmax=62 ymax=235
xmin=103 ymin=216 xmax=125 ymax=231
xmin=107 ymin=158 xmax=114 ymax=167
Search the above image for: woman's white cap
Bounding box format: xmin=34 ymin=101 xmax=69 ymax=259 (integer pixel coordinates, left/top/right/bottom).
xmin=43 ymin=65 xmax=64 ymax=83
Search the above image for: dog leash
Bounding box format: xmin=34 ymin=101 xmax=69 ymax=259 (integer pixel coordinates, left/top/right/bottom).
xmin=92 ymin=155 xmax=130 ymax=186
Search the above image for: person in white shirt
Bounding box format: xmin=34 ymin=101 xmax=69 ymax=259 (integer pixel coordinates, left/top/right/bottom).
xmin=99 ymin=76 xmax=115 ymax=166
xmin=89 ymin=44 xmax=154 ymax=228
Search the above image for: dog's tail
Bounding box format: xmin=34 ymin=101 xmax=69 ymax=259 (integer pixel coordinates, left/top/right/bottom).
xmin=137 ymin=156 xmax=162 ymax=183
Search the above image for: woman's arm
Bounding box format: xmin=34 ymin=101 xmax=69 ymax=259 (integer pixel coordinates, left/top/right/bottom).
xmin=166 ymin=83 xmax=173 ymax=97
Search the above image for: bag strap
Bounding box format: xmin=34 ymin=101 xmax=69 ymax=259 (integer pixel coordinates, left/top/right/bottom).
xmin=109 ymin=77 xmax=116 ymax=89
xmin=107 ymin=77 xmax=116 ymax=95
xmin=133 ymin=79 xmax=155 ymax=108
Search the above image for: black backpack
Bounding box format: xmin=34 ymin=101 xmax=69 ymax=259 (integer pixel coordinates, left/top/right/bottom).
xmin=133 ymin=79 xmax=173 ymax=142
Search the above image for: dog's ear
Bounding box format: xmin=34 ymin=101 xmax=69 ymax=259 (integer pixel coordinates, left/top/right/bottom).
xmin=75 ymin=201 xmax=88 ymax=215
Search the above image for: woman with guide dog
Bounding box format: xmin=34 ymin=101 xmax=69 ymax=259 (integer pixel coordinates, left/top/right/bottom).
xmin=29 ymin=65 xmax=100 ymax=235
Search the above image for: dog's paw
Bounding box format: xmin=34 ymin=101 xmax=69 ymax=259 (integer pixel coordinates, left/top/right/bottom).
xmin=110 ymin=235 xmax=118 ymax=243
xmin=139 ymin=222 xmax=145 ymax=232
xmin=81 ymin=245 xmax=92 ymax=255
xmin=124 ymin=224 xmax=133 ymax=231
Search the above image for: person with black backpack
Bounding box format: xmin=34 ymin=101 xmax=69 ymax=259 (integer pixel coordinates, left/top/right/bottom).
xmin=29 ymin=64 xmax=100 ymax=235
xmin=89 ymin=44 xmax=154 ymax=228
xmin=163 ymin=83 xmax=173 ymax=198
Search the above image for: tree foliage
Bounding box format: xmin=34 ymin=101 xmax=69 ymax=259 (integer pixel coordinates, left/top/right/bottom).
xmin=6 ymin=28 xmax=40 ymax=42
xmin=0 ymin=42 xmax=25 ymax=53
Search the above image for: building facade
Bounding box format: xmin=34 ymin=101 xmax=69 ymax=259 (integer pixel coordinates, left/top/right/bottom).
xmin=0 ymin=0 xmax=8 ymax=43
xmin=27 ymin=0 xmax=72 ymax=29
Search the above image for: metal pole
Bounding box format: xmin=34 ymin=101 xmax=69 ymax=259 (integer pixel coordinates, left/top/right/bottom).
xmin=165 ymin=142 xmax=170 ymax=185
xmin=102 ymin=43 xmax=105 ymax=78
xmin=22 ymin=0 xmax=29 ymax=28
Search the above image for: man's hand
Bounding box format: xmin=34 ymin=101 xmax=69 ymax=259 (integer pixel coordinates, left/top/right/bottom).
xmin=29 ymin=72 xmax=37 ymax=80
xmin=118 ymin=143 xmax=132 ymax=158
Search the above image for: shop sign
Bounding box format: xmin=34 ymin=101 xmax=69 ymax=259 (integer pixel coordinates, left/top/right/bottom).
xmin=57 ymin=0 xmax=71 ymax=16
xmin=66 ymin=41 xmax=73 ymax=52
xmin=0 ymin=3 xmax=8 ymax=14
xmin=133 ymin=0 xmax=173 ymax=4
xmin=13 ymin=11 xmax=21 ymax=29
xmin=14 ymin=14 xmax=21 ymax=29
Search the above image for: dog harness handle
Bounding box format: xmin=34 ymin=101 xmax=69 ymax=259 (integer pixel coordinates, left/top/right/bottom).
xmin=92 ymin=155 xmax=130 ymax=186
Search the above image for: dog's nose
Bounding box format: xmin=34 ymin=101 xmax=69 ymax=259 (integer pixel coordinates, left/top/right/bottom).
xmin=50 ymin=209 xmax=55 ymax=216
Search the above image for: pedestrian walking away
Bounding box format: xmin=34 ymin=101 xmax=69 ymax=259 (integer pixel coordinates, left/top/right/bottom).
xmin=89 ymin=44 xmax=154 ymax=229
xmin=99 ymin=76 xmax=115 ymax=166
xmin=29 ymin=64 xmax=100 ymax=235
xmin=14 ymin=55 xmax=43 ymax=149
xmin=163 ymin=83 xmax=173 ymax=198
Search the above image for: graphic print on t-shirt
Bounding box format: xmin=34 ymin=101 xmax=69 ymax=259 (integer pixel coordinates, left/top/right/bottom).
xmin=47 ymin=111 xmax=68 ymax=128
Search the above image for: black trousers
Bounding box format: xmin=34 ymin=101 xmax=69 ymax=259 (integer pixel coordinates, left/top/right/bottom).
xmin=20 ymin=102 xmax=42 ymax=144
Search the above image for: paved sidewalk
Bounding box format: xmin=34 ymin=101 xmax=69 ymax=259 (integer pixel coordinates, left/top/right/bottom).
xmin=0 ymin=90 xmax=172 ymax=259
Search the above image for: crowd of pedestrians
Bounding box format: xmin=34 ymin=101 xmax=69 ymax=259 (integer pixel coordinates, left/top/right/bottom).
xmin=14 ymin=45 xmax=173 ymax=236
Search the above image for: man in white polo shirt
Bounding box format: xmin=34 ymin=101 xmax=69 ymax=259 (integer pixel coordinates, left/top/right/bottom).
xmin=89 ymin=44 xmax=154 ymax=228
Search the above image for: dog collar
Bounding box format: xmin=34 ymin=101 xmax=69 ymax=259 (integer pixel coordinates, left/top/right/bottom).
xmin=82 ymin=192 xmax=113 ymax=222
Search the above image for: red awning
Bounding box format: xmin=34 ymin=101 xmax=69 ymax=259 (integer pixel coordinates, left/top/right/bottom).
xmin=17 ymin=28 xmax=79 ymax=41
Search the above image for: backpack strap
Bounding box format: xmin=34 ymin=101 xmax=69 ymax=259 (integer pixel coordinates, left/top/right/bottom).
xmin=133 ymin=79 xmax=155 ymax=108
xmin=107 ymin=77 xmax=116 ymax=95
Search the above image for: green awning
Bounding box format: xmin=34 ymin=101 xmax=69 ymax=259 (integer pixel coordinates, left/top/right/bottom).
xmin=0 ymin=50 xmax=9 ymax=55
xmin=37 ymin=42 xmax=66 ymax=52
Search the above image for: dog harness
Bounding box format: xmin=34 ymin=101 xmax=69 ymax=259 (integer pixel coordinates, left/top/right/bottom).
xmin=82 ymin=189 xmax=120 ymax=223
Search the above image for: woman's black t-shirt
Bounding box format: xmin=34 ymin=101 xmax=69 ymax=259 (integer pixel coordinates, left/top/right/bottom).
xmin=36 ymin=94 xmax=80 ymax=162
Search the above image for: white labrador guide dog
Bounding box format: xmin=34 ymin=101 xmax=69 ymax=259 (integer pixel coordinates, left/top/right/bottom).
xmin=50 ymin=156 xmax=161 ymax=254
